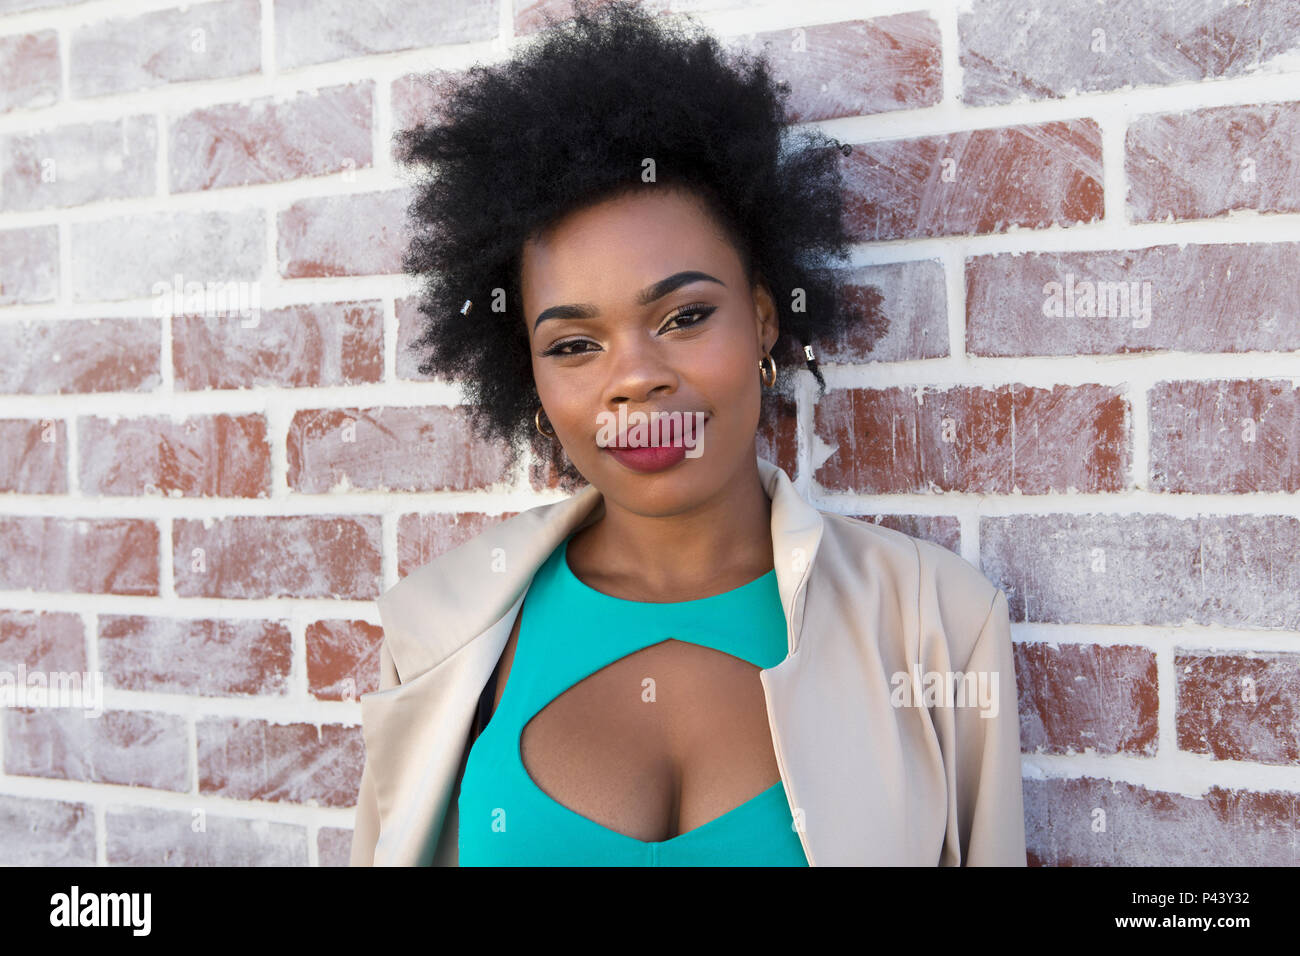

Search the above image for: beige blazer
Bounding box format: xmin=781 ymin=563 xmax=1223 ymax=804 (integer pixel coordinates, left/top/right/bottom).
xmin=349 ymin=456 xmax=1027 ymax=866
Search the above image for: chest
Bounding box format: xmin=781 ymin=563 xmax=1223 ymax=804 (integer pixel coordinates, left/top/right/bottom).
xmin=477 ymin=610 xmax=784 ymax=843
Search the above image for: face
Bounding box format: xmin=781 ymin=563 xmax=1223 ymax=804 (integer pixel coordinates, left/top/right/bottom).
xmin=520 ymin=186 xmax=778 ymax=515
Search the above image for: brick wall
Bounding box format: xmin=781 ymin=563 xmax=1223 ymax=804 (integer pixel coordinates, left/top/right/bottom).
xmin=1 ymin=0 xmax=1297 ymax=866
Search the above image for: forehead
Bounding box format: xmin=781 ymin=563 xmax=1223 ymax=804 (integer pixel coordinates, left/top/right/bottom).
xmin=520 ymin=187 xmax=739 ymax=305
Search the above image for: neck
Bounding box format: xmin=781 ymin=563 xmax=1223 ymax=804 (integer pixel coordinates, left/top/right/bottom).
xmin=568 ymin=451 xmax=774 ymax=601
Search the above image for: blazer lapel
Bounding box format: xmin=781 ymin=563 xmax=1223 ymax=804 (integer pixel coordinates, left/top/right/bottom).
xmin=360 ymin=456 xmax=828 ymax=866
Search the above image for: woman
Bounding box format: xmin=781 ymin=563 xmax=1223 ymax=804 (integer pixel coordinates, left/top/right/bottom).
xmin=351 ymin=0 xmax=1025 ymax=866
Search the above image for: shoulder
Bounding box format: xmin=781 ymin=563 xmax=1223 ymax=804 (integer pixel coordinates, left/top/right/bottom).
xmin=376 ymin=503 xmax=541 ymax=615
xmin=819 ymin=509 xmax=996 ymax=593
xmin=373 ymin=491 xmax=596 ymax=679
xmin=371 ymin=508 xmax=533 ymax=681
xmin=816 ymin=510 xmax=1006 ymax=661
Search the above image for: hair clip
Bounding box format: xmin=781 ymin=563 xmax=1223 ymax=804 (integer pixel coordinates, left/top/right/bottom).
xmin=461 ymin=299 xmax=473 ymax=314
xmin=804 ymin=344 xmax=816 ymax=362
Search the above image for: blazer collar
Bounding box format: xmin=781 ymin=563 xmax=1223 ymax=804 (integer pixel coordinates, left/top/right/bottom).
xmin=379 ymin=454 xmax=825 ymax=685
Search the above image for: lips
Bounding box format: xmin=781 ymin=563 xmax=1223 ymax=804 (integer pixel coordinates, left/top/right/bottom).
xmin=608 ymin=413 xmax=708 ymax=448
xmin=600 ymin=415 xmax=708 ymax=474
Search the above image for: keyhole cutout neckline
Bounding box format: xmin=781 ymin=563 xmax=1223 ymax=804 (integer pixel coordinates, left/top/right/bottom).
xmin=506 ymin=534 xmax=792 ymax=849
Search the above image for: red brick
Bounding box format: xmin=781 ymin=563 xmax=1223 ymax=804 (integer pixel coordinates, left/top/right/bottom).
xmin=391 ymin=70 xmax=459 ymax=159
xmin=842 ymin=119 xmax=1103 ymax=241
xmin=106 ymin=807 xmax=307 ymax=865
xmin=981 ymin=514 xmax=1300 ymax=628
xmin=397 ymin=511 xmax=518 ymax=578
xmin=0 ymin=30 xmax=59 ymax=114
xmin=174 ymin=301 xmax=382 ymax=390
xmin=0 ymin=116 xmax=156 ymax=212
xmin=1150 ymin=380 xmax=1300 ymax=493
xmin=306 ymin=619 xmax=382 ymax=700
xmin=1015 ymin=643 xmax=1158 ymax=756
xmin=0 ymin=225 xmax=57 ymax=305
xmin=287 ymin=406 xmax=514 ymax=493
xmin=3 ymin=708 xmax=188 ymax=791
xmin=395 ymin=295 xmax=437 ymax=381
xmin=0 ymin=517 xmax=158 ymax=595
xmin=69 ymin=0 xmax=260 ymax=98
xmin=819 ymin=261 xmax=945 ymax=363
xmin=71 ymin=209 xmax=262 ymax=301
xmin=757 ymin=391 xmax=799 ymax=483
xmin=277 ymin=187 xmax=413 ymax=278
xmin=526 ymin=411 xmax=581 ymax=488
xmin=0 ymin=610 xmax=85 ymax=671
xmin=527 ymin=444 xmax=584 ymax=493
xmin=317 ymin=827 xmax=353 ymax=867
xmin=173 ymin=515 xmax=380 ymax=599
xmin=277 ymin=0 xmax=496 ymax=69
xmin=197 ymin=717 xmax=364 ymax=807
xmin=814 ymin=384 xmax=1129 ymax=494
xmin=960 ymin=0 xmax=1300 ymax=105
xmin=78 ymin=413 xmax=270 ymax=497
xmin=0 ymin=318 xmax=160 ymax=394
xmin=0 ymin=795 xmax=95 ymax=866
xmin=1177 ymin=651 xmax=1300 ymax=766
xmin=516 ymin=0 xmax=607 ymax=35
xmin=967 ymin=242 xmax=1300 ymax=356
xmin=729 ymin=14 xmax=941 ymax=123
xmin=99 ymin=616 xmax=291 ymax=697
xmin=170 ymin=82 xmax=373 ymax=192
xmin=0 ymin=418 xmax=67 ymax=493
xmin=847 ymin=514 xmax=960 ymax=553
xmin=1025 ymin=776 xmax=1300 ymax=866
xmin=1128 ymin=102 xmax=1300 ymax=222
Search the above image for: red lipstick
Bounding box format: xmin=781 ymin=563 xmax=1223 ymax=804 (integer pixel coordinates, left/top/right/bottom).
xmin=601 ymin=415 xmax=708 ymax=474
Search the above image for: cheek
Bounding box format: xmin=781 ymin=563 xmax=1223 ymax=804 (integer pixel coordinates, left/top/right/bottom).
xmin=695 ymin=341 xmax=758 ymax=398
xmin=535 ymin=367 xmax=598 ymax=432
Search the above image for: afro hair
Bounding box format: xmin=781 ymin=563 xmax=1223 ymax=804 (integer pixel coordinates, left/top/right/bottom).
xmin=395 ymin=0 xmax=882 ymax=487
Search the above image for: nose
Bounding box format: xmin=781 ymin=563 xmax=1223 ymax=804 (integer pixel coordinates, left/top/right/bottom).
xmin=601 ymin=331 xmax=679 ymax=408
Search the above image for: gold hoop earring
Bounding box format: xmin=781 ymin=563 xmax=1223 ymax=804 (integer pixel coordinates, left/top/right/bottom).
xmin=758 ymin=352 xmax=777 ymax=388
xmin=535 ymin=406 xmax=555 ymax=438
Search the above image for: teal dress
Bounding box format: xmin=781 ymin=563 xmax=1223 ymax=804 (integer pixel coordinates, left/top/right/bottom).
xmin=457 ymin=532 xmax=809 ymax=866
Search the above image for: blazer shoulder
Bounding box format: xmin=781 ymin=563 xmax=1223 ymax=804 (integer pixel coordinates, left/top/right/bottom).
xmin=376 ymin=509 xmax=528 ymax=617
xmin=374 ymin=496 xmax=588 ymax=682
xmin=820 ymin=511 xmax=1005 ymax=659
xmin=819 ymin=510 xmax=920 ymax=566
xmin=913 ymin=535 xmax=1001 ymax=607
xmin=373 ymin=520 xmax=511 ymax=683
xmin=910 ymin=533 xmax=1007 ymax=669
xmin=831 ymin=513 xmax=996 ymax=592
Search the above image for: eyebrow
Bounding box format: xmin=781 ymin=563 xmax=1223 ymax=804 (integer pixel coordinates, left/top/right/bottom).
xmin=532 ymin=270 xmax=726 ymax=331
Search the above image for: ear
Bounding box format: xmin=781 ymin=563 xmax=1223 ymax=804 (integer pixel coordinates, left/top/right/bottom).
xmin=751 ymin=272 xmax=780 ymax=354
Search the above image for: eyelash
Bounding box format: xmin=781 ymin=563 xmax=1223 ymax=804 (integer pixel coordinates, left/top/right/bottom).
xmin=541 ymin=303 xmax=717 ymax=357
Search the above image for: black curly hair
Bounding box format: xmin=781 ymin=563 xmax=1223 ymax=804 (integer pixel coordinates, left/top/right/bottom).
xmin=395 ymin=0 xmax=880 ymax=486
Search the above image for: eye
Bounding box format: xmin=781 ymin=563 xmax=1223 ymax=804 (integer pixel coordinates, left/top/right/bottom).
xmin=540 ymin=303 xmax=716 ymax=358
xmin=661 ymin=303 xmax=716 ymax=332
xmin=541 ymin=338 xmax=597 ymax=357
